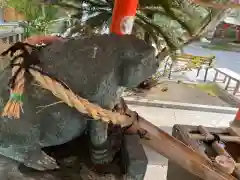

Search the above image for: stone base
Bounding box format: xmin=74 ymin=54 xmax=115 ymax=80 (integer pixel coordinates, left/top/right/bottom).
xmin=120 ymin=134 xmax=148 ymax=180
xmin=0 ymin=129 xmax=147 ymax=180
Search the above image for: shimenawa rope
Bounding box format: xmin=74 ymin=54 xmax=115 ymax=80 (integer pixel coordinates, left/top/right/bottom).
xmin=0 ymin=43 xmax=133 ymax=127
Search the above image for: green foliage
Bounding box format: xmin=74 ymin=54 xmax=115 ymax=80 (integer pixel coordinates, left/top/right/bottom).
xmin=56 ymin=0 xmax=203 ymax=50
xmin=6 ymin=0 xmax=59 ymax=36
xmin=8 ymin=0 xmax=39 ymax=20
xmin=7 ymin=0 xmax=58 ymax=21
xmin=55 ymin=0 xmax=224 ymax=52
xmin=25 ymin=17 xmax=50 ymax=36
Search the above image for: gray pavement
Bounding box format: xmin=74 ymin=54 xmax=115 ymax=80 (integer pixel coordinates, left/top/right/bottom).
xmin=127 ymin=104 xmax=235 ymax=180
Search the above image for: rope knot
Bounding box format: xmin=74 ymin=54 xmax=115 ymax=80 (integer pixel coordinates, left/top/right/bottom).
xmin=1 ymin=42 xmax=72 ymax=119
xmin=0 ymin=42 xmax=40 ymax=119
xmin=0 ymin=41 xmax=135 ymax=128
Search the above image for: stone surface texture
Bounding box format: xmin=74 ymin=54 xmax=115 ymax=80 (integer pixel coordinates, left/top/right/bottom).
xmin=0 ymin=34 xmax=157 ymax=172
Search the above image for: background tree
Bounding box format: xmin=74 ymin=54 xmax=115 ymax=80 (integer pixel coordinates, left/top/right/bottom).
xmin=48 ymin=0 xmax=230 ymax=88
xmin=6 ymin=0 xmax=59 ymax=36
xmin=54 ymin=0 xmax=230 ymax=52
xmin=55 ymin=0 xmax=195 ymax=51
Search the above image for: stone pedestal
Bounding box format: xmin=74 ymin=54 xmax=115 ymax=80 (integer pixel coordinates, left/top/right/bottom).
xmin=121 ymin=134 xmax=148 ymax=180
xmin=0 ymin=132 xmax=148 ymax=180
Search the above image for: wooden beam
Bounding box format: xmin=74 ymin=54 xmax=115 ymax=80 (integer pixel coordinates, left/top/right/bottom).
xmin=127 ymin=116 xmax=237 ymax=180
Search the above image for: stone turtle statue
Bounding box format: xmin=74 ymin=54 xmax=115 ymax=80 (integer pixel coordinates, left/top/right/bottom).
xmin=0 ymin=34 xmax=157 ymax=171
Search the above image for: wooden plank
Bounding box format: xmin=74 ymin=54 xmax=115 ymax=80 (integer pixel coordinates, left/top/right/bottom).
xmin=198 ymin=126 xmax=236 ymax=175
xmin=178 ymin=126 xmax=209 ymax=160
xmin=134 ymin=120 xmax=237 ymax=180
xmin=177 ymin=54 xmax=215 ymax=60
xmin=176 ymin=57 xmax=213 ymax=64
xmin=190 ymin=133 xmax=240 ymax=143
xmin=176 ymin=54 xmax=214 ymax=62
xmin=113 ymin=101 xmax=237 ymax=180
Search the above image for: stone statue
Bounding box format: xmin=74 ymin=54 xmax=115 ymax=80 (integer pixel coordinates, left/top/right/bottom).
xmin=0 ymin=34 xmax=157 ymax=171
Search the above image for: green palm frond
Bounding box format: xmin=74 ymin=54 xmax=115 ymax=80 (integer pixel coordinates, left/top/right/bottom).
xmin=139 ymin=0 xmax=172 ymax=7
xmin=139 ymin=6 xmax=194 ymax=35
xmin=134 ymin=19 xmax=159 ymax=47
xmin=85 ymin=11 xmax=111 ymax=29
xmin=56 ymin=0 xmax=222 ymax=52
xmin=57 ymin=2 xmax=83 ymax=11
xmin=57 ymin=0 xmax=185 ymax=50
xmin=136 ymin=12 xmax=181 ymax=50
xmin=161 ymin=5 xmax=194 ymax=35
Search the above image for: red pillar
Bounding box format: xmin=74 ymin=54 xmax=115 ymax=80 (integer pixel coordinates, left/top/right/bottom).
xmin=110 ymin=0 xmax=138 ymax=35
xmin=236 ymin=26 xmax=240 ymax=42
xmin=230 ymin=107 xmax=240 ymax=127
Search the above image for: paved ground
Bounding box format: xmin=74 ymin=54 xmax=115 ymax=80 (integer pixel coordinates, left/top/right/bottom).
xmin=127 ymin=104 xmax=236 ymax=180
xmin=131 ymin=81 xmax=232 ymax=107
xmin=135 ymin=42 xmax=240 ymax=179
xmin=171 ymin=68 xmax=240 ymax=101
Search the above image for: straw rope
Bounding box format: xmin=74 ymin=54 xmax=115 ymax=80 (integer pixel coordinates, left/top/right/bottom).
xmin=28 ymin=67 xmax=133 ymax=127
xmin=1 ymin=43 xmax=133 ymax=127
xmin=2 ymin=50 xmax=25 ymax=119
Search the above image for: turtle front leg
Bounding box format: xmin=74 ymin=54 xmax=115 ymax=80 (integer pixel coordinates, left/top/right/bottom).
xmin=89 ymin=120 xmax=112 ymax=164
xmin=24 ymin=150 xmax=59 ymax=171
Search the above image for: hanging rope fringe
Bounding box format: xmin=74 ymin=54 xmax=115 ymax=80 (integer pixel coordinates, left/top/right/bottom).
xmin=0 ymin=42 xmax=133 ymax=127
xmin=1 ymin=50 xmax=25 ymax=119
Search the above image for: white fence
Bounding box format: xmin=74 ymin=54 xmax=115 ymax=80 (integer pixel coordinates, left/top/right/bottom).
xmin=0 ymin=30 xmax=25 ymax=71
xmin=0 ymin=31 xmax=24 ymax=44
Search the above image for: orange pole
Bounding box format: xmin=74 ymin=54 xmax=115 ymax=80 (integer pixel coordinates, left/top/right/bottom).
xmin=110 ymin=0 xmax=138 ymax=35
